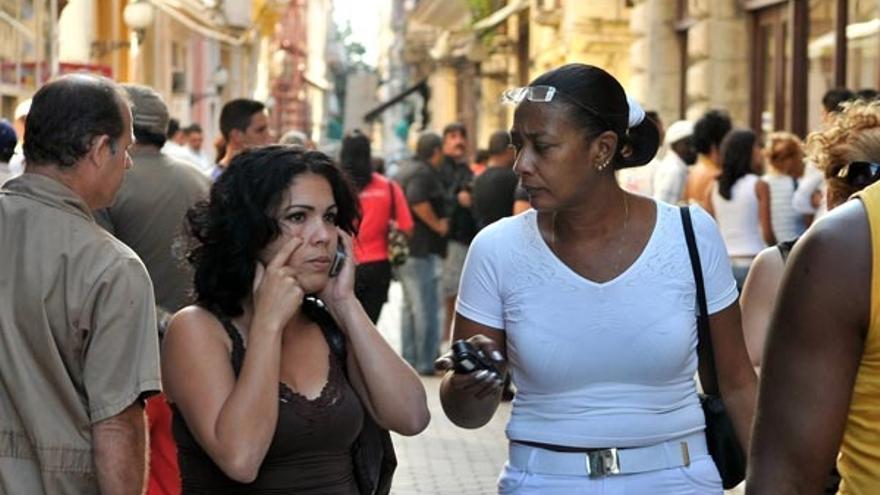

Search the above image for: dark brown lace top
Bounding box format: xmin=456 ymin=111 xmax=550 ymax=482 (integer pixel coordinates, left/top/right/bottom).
xmin=171 ymin=308 xmax=364 ymax=494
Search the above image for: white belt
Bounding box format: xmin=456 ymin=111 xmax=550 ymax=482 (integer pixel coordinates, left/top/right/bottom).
xmin=508 ymin=432 xmax=708 ymax=478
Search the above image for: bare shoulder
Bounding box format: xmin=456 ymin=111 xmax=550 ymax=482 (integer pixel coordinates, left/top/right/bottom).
xmin=792 ymin=200 xmax=869 ymax=266
xmin=162 ymin=305 xmax=232 ymax=356
xmin=784 ymin=200 xmax=871 ymax=328
xmin=752 ymin=246 xmax=785 ymax=275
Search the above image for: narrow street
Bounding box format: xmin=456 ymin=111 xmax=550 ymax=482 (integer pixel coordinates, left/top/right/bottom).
xmin=378 ymin=283 xmax=512 ymax=495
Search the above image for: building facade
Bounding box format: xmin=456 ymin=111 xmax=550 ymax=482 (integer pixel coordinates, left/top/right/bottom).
xmin=631 ymin=0 xmax=880 ymax=137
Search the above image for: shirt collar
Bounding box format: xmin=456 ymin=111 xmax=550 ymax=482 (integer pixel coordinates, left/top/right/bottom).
xmin=2 ymin=173 xmax=95 ymax=222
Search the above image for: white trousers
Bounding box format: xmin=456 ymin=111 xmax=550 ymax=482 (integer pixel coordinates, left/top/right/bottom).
xmin=497 ymin=453 xmax=723 ymax=494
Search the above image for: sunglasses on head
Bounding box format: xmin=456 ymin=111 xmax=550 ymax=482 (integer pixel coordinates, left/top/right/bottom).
xmin=500 ymin=85 xmax=621 ymax=134
xmin=836 ymin=161 xmax=880 ymax=188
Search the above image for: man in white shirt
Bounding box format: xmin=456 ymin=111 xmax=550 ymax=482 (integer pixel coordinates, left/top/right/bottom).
xmin=653 ymin=120 xmax=697 ymax=205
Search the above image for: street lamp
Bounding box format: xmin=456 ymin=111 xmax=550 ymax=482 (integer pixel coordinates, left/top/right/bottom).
xmin=90 ymin=0 xmax=155 ymax=58
xmin=123 ymin=0 xmax=155 ymax=45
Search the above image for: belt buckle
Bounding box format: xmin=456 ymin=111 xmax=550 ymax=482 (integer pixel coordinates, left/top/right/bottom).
xmin=586 ymin=448 xmax=620 ymax=478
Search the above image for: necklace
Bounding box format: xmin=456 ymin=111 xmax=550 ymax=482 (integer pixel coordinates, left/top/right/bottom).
xmin=551 ymin=191 xmax=631 ymax=273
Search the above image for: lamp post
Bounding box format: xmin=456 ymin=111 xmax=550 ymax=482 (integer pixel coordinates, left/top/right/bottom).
xmin=123 ymin=0 xmax=154 ymax=45
xmin=90 ymin=0 xmax=154 ymax=59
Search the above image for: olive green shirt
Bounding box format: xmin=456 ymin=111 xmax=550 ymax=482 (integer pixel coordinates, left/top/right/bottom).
xmin=0 ymin=174 xmax=161 ymax=494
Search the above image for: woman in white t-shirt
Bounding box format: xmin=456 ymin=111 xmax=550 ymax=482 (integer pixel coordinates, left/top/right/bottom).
xmin=705 ymin=129 xmax=774 ymax=289
xmin=436 ymin=64 xmax=757 ymax=494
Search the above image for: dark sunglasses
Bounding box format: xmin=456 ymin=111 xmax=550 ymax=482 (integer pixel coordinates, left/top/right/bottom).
xmin=836 ymin=161 xmax=880 ymax=188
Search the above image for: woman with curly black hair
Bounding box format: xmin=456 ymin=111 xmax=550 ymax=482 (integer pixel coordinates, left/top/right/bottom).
xmin=161 ymin=145 xmax=429 ymax=493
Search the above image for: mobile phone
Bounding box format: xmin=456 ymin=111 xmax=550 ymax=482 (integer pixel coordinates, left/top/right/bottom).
xmin=329 ymin=237 xmax=346 ymax=277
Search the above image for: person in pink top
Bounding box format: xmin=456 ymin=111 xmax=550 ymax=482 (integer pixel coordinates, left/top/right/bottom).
xmin=340 ymin=130 xmax=414 ymax=322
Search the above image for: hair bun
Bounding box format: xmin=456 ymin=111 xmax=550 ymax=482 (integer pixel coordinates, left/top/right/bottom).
xmin=617 ymin=116 xmax=660 ymax=169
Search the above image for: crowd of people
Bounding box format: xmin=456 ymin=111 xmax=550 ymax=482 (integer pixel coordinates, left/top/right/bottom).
xmin=1 ymin=64 xmax=880 ymax=495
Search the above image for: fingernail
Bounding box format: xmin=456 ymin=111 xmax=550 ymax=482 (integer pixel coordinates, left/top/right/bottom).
xmin=475 ymin=370 xmax=489 ymax=380
xmin=491 ymin=351 xmax=504 ymax=362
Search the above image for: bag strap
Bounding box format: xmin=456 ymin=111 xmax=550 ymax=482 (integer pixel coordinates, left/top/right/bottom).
xmin=679 ymin=206 xmax=720 ymax=396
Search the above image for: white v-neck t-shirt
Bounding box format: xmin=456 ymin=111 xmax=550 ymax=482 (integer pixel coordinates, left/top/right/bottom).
xmin=456 ymin=201 xmax=738 ymax=448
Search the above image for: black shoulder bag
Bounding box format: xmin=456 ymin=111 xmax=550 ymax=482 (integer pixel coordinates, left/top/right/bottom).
xmin=679 ymin=206 xmax=746 ymax=489
xmin=305 ymin=298 xmax=398 ymax=495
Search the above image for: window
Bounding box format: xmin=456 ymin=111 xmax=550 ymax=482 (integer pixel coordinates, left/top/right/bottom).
xmin=753 ymin=5 xmax=792 ymax=133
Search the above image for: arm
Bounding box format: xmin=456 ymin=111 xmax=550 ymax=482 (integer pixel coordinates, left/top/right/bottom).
xmin=756 ymin=179 xmax=777 ymax=246
xmin=746 ymin=201 xmax=870 ymax=494
xmin=411 ymin=201 xmax=449 ymax=236
xmin=708 ymin=302 xmax=759 ymax=452
xmin=333 ymin=300 xmax=430 ymax=435
xmin=92 ymin=402 xmax=147 ymax=495
xmin=703 ymin=182 xmax=716 ymax=217
xmin=321 ymin=231 xmax=429 ymax=435
xmin=391 ymin=182 xmax=415 ymax=237
xmin=437 ymin=316 xmax=507 ymax=428
xmin=162 ymin=238 xmax=305 ymax=483
xmin=791 ymin=165 xmax=823 ymax=215
xmin=739 ymin=247 xmax=785 ymax=371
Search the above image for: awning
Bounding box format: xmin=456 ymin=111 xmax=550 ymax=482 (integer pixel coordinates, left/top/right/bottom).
xmin=363 ymin=80 xmax=429 ymax=122
xmin=408 ymin=0 xmax=471 ymax=30
xmin=151 ymin=0 xmax=251 ymax=46
xmin=472 ymin=0 xmax=530 ymax=32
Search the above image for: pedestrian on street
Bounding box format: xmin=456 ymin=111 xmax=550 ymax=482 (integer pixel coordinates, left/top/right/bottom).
xmin=93 ymin=83 xmax=211 ymax=495
xmin=0 ymin=74 xmax=161 ymax=494
xmin=395 ymin=132 xmax=450 ymax=375
xmin=437 ymin=63 xmax=757 ymax=494
xmin=704 ymin=129 xmax=774 ymax=289
xmin=760 ymin=132 xmax=807 ymax=243
xmin=210 ymin=99 xmax=272 ymax=180
xmin=471 ymin=130 xmax=518 ymax=230
xmin=747 ymin=100 xmax=880 ymax=494
xmin=340 ymin=129 xmax=414 ymax=323
xmin=440 ymin=123 xmax=478 ymax=350
xmin=0 ymin=119 xmax=18 ymax=184
xmin=685 ymin=110 xmax=732 ymax=209
xmin=652 ymin=119 xmax=697 ymax=205
xmin=162 ymin=146 xmax=428 ymax=493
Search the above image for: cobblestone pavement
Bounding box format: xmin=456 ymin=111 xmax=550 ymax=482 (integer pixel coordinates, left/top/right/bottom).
xmin=376 ymin=282 xmax=744 ymax=495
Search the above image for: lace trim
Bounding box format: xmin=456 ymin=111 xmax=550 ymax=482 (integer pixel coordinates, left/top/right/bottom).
xmin=279 ymin=352 xmax=346 ymax=423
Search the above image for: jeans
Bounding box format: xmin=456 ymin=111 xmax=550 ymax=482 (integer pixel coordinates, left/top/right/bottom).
xmin=397 ymin=254 xmax=441 ymax=374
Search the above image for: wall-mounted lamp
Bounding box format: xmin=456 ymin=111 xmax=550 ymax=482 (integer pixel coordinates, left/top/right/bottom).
xmin=90 ymin=0 xmax=155 ymax=58
xmin=123 ymin=0 xmax=155 ymax=45
xmin=190 ymin=67 xmax=230 ymax=105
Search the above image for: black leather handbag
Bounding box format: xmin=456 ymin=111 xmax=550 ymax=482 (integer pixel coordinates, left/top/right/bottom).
xmin=307 ymin=298 xmax=398 ymax=495
xmin=680 ymin=206 xmax=746 ymax=490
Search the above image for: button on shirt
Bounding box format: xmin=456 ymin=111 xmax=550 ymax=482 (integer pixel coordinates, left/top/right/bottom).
xmin=0 ymin=174 xmax=161 ymax=494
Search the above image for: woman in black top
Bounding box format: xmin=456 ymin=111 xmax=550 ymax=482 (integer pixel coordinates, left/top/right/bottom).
xmin=162 ymin=146 xmax=429 ymax=493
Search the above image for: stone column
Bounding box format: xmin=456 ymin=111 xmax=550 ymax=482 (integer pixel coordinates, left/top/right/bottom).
xmin=629 ymin=0 xmax=681 ymax=126
xmin=686 ymin=0 xmax=748 ymax=125
xmin=429 ymin=63 xmax=458 ymax=132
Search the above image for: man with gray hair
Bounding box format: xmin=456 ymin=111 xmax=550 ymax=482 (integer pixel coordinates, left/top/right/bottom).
xmin=0 ymin=75 xmax=160 ymax=494
xmin=394 ymin=132 xmax=449 ymax=374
